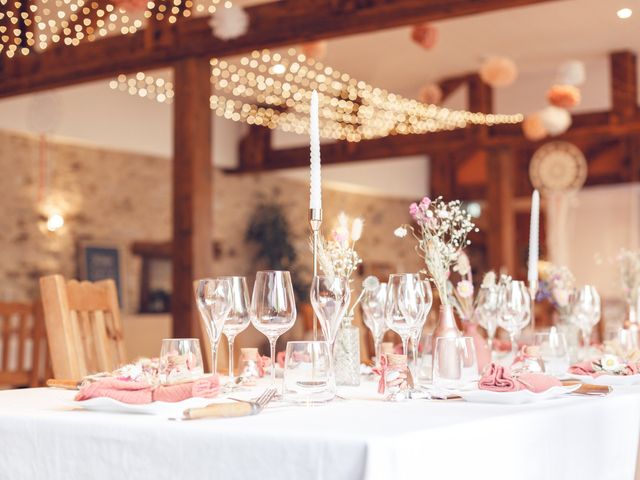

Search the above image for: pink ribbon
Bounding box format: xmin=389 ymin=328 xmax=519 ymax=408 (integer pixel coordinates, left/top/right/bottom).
xmin=372 ymin=354 xmax=408 ymax=394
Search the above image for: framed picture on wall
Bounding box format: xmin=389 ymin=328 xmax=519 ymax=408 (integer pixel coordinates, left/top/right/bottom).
xmin=78 ymin=240 xmax=126 ymax=309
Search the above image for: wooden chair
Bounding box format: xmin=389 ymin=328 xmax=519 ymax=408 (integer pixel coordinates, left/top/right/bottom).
xmin=40 ymin=275 xmax=126 ymax=380
xmin=0 ymin=301 xmax=49 ymax=388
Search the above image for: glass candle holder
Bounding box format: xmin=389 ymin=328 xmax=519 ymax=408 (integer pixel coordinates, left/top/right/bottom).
xmin=159 ymin=338 xmax=204 ymax=384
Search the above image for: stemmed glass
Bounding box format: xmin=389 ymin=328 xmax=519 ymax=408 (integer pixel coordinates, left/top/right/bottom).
xmin=361 ymin=282 xmax=388 ymax=366
xmin=195 ymin=277 xmax=233 ymax=375
xmin=569 ymin=285 xmax=601 ymax=360
xmin=497 ymin=280 xmax=531 ymax=359
xmin=251 ymin=270 xmax=297 ymax=387
xmin=475 ymin=286 xmax=501 ymax=356
xmin=310 ymin=275 xmax=351 ymax=355
xmin=221 ymin=276 xmax=251 ymax=390
xmin=405 ymin=279 xmax=432 ymax=374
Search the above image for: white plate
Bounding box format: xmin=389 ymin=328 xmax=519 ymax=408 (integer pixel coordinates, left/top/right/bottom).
xmin=72 ymin=396 xmax=222 ymax=417
xmin=458 ymin=384 xmax=580 ymax=405
xmin=565 ymin=373 xmax=640 ymax=386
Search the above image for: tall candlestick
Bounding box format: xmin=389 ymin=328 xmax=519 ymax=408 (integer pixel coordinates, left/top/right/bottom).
xmin=309 ymin=90 xmax=322 ymax=210
xmin=309 ymin=89 xmax=322 ymax=341
xmin=528 ymin=189 xmax=540 ymax=330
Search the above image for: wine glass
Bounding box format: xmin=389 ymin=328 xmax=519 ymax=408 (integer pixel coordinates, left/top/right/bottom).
xmin=361 ymin=282 xmax=388 ymax=366
xmin=251 ymin=271 xmax=297 ymax=387
xmin=475 ymin=286 xmax=501 ymax=356
xmin=534 ymin=329 xmax=570 ymax=376
xmin=310 ymin=275 xmax=351 ymax=355
xmin=497 ymin=280 xmax=531 ymax=360
xmin=385 ymin=274 xmax=414 ymax=357
xmin=221 ymin=276 xmax=251 ymax=390
xmin=569 ymin=285 xmax=601 ymax=360
xmin=195 ymin=278 xmax=233 ymax=375
xmin=402 ymin=278 xmax=432 ymax=375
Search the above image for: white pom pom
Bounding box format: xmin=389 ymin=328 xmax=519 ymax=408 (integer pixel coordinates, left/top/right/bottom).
xmin=540 ymin=106 xmax=572 ymax=136
xmin=557 ymin=60 xmax=586 ymax=86
xmin=209 ymin=5 xmax=249 ymax=40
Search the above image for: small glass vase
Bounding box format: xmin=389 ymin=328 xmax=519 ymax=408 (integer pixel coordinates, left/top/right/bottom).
xmin=334 ymin=315 xmax=360 ymax=386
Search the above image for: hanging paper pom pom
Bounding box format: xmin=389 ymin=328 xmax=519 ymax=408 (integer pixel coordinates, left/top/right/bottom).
xmin=557 ymin=60 xmax=586 ymax=86
xmin=300 ymin=41 xmax=328 ymax=60
xmin=418 ymin=83 xmax=443 ymax=105
xmin=112 ymin=0 xmax=147 ymax=12
xmin=479 ymin=56 xmax=518 ymax=88
xmin=547 ymin=84 xmax=581 ymax=109
xmin=522 ymin=113 xmax=548 ymax=141
xmin=411 ymin=23 xmax=438 ymax=50
xmin=209 ymin=4 xmax=249 ymax=40
xmin=540 ymin=106 xmax=572 ymax=136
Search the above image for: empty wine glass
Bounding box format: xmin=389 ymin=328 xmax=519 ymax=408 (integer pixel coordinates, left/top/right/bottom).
xmin=195 ymin=277 xmax=233 ymax=375
xmin=475 ymin=285 xmax=500 ymax=356
xmin=361 ymin=282 xmax=388 ymax=366
xmin=221 ymin=276 xmax=251 ymax=390
xmin=251 ymin=271 xmax=297 ymax=387
xmin=534 ymin=328 xmax=570 ymax=376
xmin=403 ymin=279 xmax=432 ymax=375
xmin=385 ymin=274 xmax=415 ymax=357
xmin=310 ymin=275 xmax=351 ymax=355
xmin=569 ymin=285 xmax=601 ymax=360
xmin=497 ymin=280 xmax=531 ymax=359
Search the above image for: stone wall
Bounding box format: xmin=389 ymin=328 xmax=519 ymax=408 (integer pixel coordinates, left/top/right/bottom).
xmin=0 ymin=129 xmax=423 ymax=311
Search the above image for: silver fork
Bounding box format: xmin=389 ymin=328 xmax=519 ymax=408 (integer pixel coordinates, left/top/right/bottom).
xmin=183 ymin=387 xmax=277 ymax=420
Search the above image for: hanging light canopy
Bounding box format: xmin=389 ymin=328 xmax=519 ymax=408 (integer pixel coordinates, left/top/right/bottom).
xmin=111 ymin=48 xmax=523 ymax=142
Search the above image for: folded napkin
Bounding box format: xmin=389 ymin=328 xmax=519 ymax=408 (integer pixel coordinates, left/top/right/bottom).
xmin=74 ymin=375 xmax=220 ymax=404
xmin=478 ymin=363 xmax=561 ymax=393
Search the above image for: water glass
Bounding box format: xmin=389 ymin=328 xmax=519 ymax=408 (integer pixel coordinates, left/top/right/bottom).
xmin=475 ymin=285 xmax=500 ymax=355
xmin=221 ymin=276 xmax=251 ymax=389
xmin=534 ymin=329 xmax=570 ymax=376
xmin=251 ymin=270 xmax=297 ymax=388
xmin=385 ymin=274 xmax=419 ymax=357
xmin=195 ymin=277 xmax=233 ymax=375
xmin=604 ymin=327 xmax=639 ymax=361
xmin=159 ymin=338 xmax=204 ymax=384
xmin=432 ymin=337 xmax=478 ymax=390
xmin=497 ymin=280 xmax=531 ymax=359
xmin=282 ymin=341 xmax=336 ymax=404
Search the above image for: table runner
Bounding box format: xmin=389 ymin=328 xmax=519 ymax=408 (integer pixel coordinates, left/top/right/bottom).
xmin=0 ymin=385 xmax=638 ymax=480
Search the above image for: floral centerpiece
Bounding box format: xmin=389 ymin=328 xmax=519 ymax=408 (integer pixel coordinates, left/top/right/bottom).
xmin=618 ymin=249 xmax=640 ymax=323
xmin=536 ymin=260 xmax=576 ymax=319
xmin=394 ymin=196 xmax=477 ymax=306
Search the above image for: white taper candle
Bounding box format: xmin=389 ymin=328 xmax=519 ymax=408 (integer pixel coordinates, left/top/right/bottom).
xmin=527 ymin=189 xmax=540 ymax=288
xmin=309 ymin=90 xmax=322 ymax=210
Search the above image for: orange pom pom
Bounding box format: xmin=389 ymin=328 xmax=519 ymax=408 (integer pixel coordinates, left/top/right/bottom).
xmin=411 ymin=23 xmax=438 ymax=50
xmin=522 ymin=113 xmax=547 ymax=141
xmin=479 ymin=56 xmax=518 ymax=88
xmin=547 ymin=84 xmax=581 ymax=109
xmin=418 ymin=83 xmax=443 ymax=105
xmin=300 ymin=41 xmax=328 ymax=61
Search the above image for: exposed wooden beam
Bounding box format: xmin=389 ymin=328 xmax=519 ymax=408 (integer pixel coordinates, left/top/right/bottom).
xmin=486 ymin=146 xmax=516 ymax=274
xmin=610 ymin=51 xmax=638 ymax=123
xmin=171 ymin=57 xmax=213 ymax=345
xmin=0 ymin=0 xmax=563 ymax=98
xmin=238 ymin=125 xmax=272 ymax=171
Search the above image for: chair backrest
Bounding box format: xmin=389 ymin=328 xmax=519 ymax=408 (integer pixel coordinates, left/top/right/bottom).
xmin=0 ymin=301 xmax=49 ymax=387
xmin=40 ymin=275 xmax=126 ymax=380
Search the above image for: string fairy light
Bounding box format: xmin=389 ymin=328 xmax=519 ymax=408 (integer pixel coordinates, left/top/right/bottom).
xmin=0 ymin=0 xmax=223 ymax=57
xmin=111 ymin=48 xmax=523 ymax=142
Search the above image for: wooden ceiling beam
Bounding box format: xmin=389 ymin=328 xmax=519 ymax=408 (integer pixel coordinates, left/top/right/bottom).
xmin=610 ymin=50 xmax=638 ymax=123
xmin=0 ymin=0 xmax=563 ymax=98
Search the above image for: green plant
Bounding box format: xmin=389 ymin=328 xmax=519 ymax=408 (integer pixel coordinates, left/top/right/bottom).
xmin=245 ymin=201 xmax=309 ymax=301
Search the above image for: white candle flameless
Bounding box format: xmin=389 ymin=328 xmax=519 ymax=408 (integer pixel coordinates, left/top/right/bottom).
xmin=527 ymin=189 xmax=540 ymax=289
xmin=309 ymin=90 xmax=322 ymax=210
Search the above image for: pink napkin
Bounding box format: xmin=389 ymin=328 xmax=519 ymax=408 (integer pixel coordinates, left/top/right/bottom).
xmin=75 ymin=376 xmax=220 ymax=404
xmin=478 ymin=363 xmax=561 ymax=393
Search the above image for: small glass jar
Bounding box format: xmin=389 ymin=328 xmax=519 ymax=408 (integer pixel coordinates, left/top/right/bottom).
xmin=334 ymin=315 xmax=361 ymax=386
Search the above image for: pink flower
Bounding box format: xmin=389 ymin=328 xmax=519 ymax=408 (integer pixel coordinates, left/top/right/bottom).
xmin=456 ymin=280 xmax=474 ymax=298
xmin=420 ymin=197 xmax=431 ymax=209
xmin=409 ymin=202 xmax=419 ymax=218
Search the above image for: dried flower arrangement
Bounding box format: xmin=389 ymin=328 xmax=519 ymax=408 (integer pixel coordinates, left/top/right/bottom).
xmin=536 ymin=260 xmax=576 ymax=317
xmin=394 ymin=196 xmax=477 ymax=306
xmin=447 ymin=251 xmax=475 ymax=321
xmin=618 ymin=249 xmax=640 ymax=308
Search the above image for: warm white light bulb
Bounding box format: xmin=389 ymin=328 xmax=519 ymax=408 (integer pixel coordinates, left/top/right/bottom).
xmin=46 ymin=213 xmax=65 ymax=232
xmin=271 ymin=63 xmax=286 ymax=75
xmin=617 ymin=7 xmax=632 ymax=18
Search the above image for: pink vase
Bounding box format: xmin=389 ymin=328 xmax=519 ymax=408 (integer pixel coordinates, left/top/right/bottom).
xmin=463 ymin=322 xmax=491 ymax=372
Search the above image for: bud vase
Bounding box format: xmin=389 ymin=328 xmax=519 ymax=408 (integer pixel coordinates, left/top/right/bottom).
xmin=334 ymin=315 xmax=361 ymax=386
xmin=432 ymin=304 xmax=462 ymax=380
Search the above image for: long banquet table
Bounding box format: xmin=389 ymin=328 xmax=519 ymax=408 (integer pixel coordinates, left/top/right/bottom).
xmin=0 ymin=382 xmax=639 ymax=480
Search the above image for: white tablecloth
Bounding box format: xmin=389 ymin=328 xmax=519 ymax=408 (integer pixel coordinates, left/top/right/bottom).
xmin=0 ymin=383 xmax=639 ymax=480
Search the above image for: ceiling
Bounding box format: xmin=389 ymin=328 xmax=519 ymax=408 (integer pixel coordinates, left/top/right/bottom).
xmin=319 ymin=0 xmax=639 ymax=99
